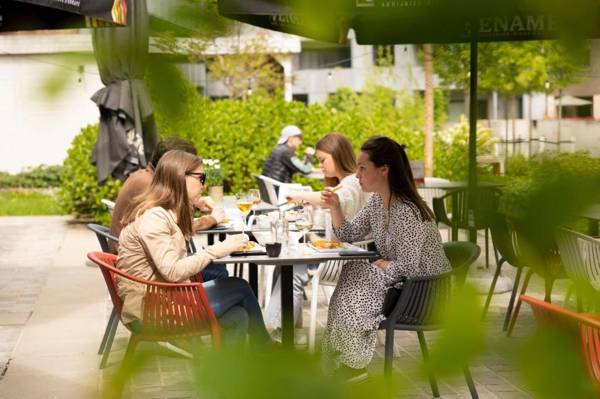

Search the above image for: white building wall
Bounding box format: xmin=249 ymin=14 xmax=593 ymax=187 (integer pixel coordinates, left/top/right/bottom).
xmin=0 ymin=30 xmax=104 ymax=173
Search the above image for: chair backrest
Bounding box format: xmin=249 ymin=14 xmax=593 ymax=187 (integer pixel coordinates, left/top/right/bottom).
xmin=443 ymin=241 xmax=481 ymax=285
xmin=521 ymin=295 xmax=600 ymax=386
xmin=253 ymin=174 xmax=274 ymax=205
xmin=87 ymin=223 xmax=118 ymax=254
xmin=417 ymin=187 xmax=446 ymax=210
xmin=387 ymin=241 xmax=480 ymax=328
xmin=87 ymin=252 xmax=124 ymax=316
xmin=86 ymin=252 xmax=219 ymax=339
xmin=556 ymin=228 xmax=600 ymax=292
xmin=255 ymin=175 xmax=279 ymax=205
xmin=388 ymin=270 xmax=454 ymax=328
xmin=488 ymin=213 xmax=522 ymax=267
xmin=101 ymin=199 xmax=116 ymax=215
xmin=435 ymin=187 xmax=501 ymax=229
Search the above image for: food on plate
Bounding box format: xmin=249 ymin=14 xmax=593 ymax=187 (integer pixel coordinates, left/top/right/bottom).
xmin=311 ymin=239 xmax=342 ymax=249
xmin=220 ymin=218 xmax=229 ymax=224
xmin=242 ymin=241 xmax=257 ymax=251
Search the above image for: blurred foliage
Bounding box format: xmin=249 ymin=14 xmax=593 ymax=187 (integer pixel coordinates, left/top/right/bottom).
xmin=517 ymin=328 xmax=598 ymax=398
xmin=428 ymin=284 xmax=486 ymax=377
xmin=496 ymin=151 xmax=600 ymax=276
xmin=0 ymin=165 xmax=62 ymax=189
xmin=59 ymin=124 xmax=121 ymax=224
xmin=0 ymin=190 xmax=64 ymax=216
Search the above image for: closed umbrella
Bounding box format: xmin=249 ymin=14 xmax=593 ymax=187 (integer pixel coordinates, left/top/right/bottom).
xmin=0 ymin=0 xmax=126 ymax=32
xmin=91 ymin=0 xmax=158 ymax=183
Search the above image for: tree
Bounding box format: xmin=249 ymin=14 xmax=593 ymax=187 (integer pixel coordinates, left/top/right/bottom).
xmin=434 ymin=40 xmax=589 ymax=157
xmin=423 ymin=44 xmax=434 ymax=177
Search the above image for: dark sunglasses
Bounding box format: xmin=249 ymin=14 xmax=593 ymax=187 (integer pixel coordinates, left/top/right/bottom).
xmin=186 ymin=172 xmax=206 ymax=185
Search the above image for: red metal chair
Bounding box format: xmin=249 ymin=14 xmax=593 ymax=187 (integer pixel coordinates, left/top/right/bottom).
xmin=521 ymin=295 xmax=600 ymax=390
xmin=86 ymin=252 xmax=221 ymax=375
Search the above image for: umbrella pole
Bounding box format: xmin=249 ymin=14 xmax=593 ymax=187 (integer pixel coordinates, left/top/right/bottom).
xmin=468 ymin=40 xmax=478 ymax=244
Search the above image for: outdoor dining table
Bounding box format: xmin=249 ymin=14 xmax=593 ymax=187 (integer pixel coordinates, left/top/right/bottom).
xmin=211 ymin=243 xmax=379 ymax=348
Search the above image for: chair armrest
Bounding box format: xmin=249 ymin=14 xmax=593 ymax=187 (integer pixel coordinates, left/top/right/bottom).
xmin=87 ymin=253 xmax=202 ymax=289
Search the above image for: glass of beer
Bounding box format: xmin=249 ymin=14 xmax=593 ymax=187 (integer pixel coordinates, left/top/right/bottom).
xmin=295 ymin=207 xmax=313 ymax=244
xmin=248 ymin=188 xmax=261 ymax=219
xmin=236 ymin=192 xmax=253 ymax=236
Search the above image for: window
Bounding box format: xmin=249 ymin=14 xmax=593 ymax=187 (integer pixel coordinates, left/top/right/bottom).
xmin=373 ymin=45 xmax=395 ymax=66
xmin=292 ymin=94 xmax=309 ymax=105
xmin=296 ymin=41 xmax=351 ymax=70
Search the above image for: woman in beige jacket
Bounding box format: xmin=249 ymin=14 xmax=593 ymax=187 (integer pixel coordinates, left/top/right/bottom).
xmin=117 ymin=150 xmax=271 ymax=346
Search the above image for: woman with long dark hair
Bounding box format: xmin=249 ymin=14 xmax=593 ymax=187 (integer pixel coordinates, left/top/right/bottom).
xmin=320 ymin=136 xmax=450 ymax=382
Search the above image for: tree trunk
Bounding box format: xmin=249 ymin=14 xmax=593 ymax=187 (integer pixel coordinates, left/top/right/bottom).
xmin=557 ymin=88 xmax=563 ymax=152
xmin=511 ymin=95 xmax=517 ymax=156
xmin=423 ymin=44 xmax=434 ymax=177
xmin=504 ymin=96 xmax=509 ymax=161
xmin=528 ymin=93 xmax=533 ymax=157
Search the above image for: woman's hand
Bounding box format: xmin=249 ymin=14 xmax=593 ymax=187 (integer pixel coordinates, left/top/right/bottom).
xmin=321 ymin=188 xmax=341 ymax=209
xmin=209 ymin=207 xmax=226 ymax=224
xmin=207 ymin=234 xmax=249 ymax=258
xmin=194 ymin=196 xmax=215 ymax=212
xmin=373 ymin=259 xmax=390 ymax=271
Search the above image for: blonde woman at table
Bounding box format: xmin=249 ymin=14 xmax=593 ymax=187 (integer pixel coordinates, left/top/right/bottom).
xmin=265 ymin=133 xmax=369 ymax=339
xmin=320 ymin=136 xmax=451 ymax=382
xmin=117 ymin=150 xmax=271 ymax=347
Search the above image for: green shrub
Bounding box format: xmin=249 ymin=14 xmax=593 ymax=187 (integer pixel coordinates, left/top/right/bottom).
xmin=61 ymin=76 xmax=495 ymax=222
xmin=0 ymin=165 xmax=63 ymax=188
xmin=59 ymin=124 xmax=121 ymax=224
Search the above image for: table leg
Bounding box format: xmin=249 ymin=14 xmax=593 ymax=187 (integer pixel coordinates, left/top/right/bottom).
xmin=281 ymin=264 xmax=294 ymax=349
xmin=249 ymin=263 xmax=258 ymax=297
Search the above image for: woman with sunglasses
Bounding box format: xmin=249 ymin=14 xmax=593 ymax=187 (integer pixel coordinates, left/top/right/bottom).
xmin=117 ymin=150 xmax=272 ymax=347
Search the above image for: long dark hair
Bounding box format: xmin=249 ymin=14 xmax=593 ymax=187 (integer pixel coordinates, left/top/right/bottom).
xmin=316 ymin=133 xmax=357 ymax=187
xmin=360 ymin=136 xmax=434 ymax=221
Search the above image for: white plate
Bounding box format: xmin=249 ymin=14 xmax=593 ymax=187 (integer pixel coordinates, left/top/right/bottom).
xmin=231 ymin=243 xmax=265 ymax=255
xmin=214 ymin=221 xmax=234 ymax=229
xmin=307 ymin=242 xmax=365 ymax=253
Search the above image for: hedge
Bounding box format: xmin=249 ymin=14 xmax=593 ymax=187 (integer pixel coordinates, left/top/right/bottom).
xmin=60 ymin=78 xmax=495 ymax=221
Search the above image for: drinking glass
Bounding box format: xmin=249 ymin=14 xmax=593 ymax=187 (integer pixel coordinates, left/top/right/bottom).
xmin=236 ymin=192 xmax=253 ymax=236
xmin=248 ymin=188 xmax=261 ymax=220
xmin=295 ymin=207 xmax=313 ymax=244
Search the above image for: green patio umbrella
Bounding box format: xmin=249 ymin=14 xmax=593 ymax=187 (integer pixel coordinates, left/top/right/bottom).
xmin=91 ymin=0 xmax=158 ymax=183
xmin=0 ymin=0 xmax=127 ymax=32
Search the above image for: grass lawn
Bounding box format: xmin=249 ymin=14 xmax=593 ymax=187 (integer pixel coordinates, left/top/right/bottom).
xmin=0 ymin=190 xmax=65 ymax=216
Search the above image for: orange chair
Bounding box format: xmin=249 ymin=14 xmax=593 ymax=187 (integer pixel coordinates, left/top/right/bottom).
xmin=521 ymin=295 xmax=600 ymax=389
xmin=87 ymin=252 xmax=221 ymax=374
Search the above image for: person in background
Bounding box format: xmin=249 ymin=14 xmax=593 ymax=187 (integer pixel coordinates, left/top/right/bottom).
xmin=262 ymin=125 xmax=315 ymax=184
xmin=117 ymin=150 xmax=272 ymax=347
xmin=265 ymin=133 xmax=369 ymax=341
xmin=109 ymin=137 xmax=227 ymax=281
xmin=321 ymin=136 xmax=451 ymax=383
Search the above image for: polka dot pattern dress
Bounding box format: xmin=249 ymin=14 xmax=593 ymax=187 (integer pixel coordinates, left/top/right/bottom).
xmin=322 ymin=194 xmax=451 ymax=369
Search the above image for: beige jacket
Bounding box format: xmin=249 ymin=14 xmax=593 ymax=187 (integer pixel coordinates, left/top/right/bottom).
xmin=116 ymin=206 xmax=232 ymax=324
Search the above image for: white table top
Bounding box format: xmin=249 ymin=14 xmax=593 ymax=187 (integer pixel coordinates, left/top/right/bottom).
xmin=211 ymin=240 xmax=378 ymax=266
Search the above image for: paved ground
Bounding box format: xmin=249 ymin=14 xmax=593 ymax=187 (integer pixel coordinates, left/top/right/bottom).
xmin=0 ymin=216 xmax=569 ymax=398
